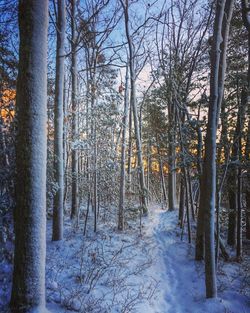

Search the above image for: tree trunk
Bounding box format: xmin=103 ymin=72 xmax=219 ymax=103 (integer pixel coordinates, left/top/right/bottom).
xmin=227 ymin=89 xmax=247 ymax=248
xmin=237 ymin=90 xmax=247 ymax=259
xmin=158 ymin=145 xmax=167 ymax=209
xmin=246 ymin=117 xmax=250 ymax=239
xmin=187 ymin=169 xmax=195 ymax=220
xmin=195 ymin=123 xmax=204 ymax=261
xmin=118 ymin=66 xmax=129 ymax=230
xmin=52 ymin=0 xmax=66 ymax=241
xmin=121 ymin=0 xmax=147 ymax=213
xmin=10 ymin=1 xmax=49 ymax=311
xmin=178 ymin=173 xmax=185 ymax=228
xmin=70 ymin=0 xmax=79 ymax=220
xmin=146 ymin=141 xmax=151 ymax=204
xmin=241 ymin=0 xmax=250 ymax=240
xmin=127 ymin=100 xmax=133 ymax=192
xmin=200 ymin=0 xmax=234 ymax=298
xmin=167 ymin=103 xmax=177 ymax=211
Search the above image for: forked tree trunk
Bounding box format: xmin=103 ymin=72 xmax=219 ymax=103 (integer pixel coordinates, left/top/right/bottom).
xmin=195 ymin=0 xmax=234 ymax=262
xmin=53 ymin=0 xmax=66 ymax=241
xmin=121 ymin=0 xmax=148 ymax=213
xmin=198 ymin=0 xmax=234 ymax=298
xmin=11 ymin=1 xmax=49 ymax=311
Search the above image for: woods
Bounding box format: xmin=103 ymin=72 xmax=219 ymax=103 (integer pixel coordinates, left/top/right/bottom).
xmin=0 ymin=0 xmax=249 ymax=312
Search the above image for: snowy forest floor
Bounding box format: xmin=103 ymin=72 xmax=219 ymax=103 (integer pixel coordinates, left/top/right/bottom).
xmin=1 ymin=203 xmax=250 ymax=313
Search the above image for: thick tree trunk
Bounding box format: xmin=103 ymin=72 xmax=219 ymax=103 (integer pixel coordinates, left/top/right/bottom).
xmin=10 ymin=1 xmax=48 ymax=311
xmin=52 ymin=0 xmax=66 ymax=241
xmin=70 ymin=0 xmax=79 ymax=220
xmin=118 ymin=66 xmax=129 ymax=230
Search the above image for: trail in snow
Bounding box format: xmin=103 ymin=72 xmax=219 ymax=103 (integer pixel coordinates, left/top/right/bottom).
xmin=140 ymin=207 xmax=250 ymax=313
xmin=1 ymin=204 xmax=249 ymax=313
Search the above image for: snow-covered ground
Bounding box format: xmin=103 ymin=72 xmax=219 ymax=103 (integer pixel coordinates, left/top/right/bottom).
xmin=137 ymin=207 xmax=250 ymax=313
xmin=1 ymin=204 xmax=250 ymax=312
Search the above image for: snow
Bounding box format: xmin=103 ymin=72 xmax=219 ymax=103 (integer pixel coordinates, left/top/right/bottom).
xmin=44 ymin=204 xmax=249 ymax=313
xmin=1 ymin=203 xmax=250 ymax=312
xmin=137 ymin=208 xmax=250 ymax=313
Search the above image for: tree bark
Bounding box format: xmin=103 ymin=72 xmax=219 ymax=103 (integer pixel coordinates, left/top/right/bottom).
xmin=241 ymin=0 xmax=250 ymax=240
xmin=52 ymin=0 xmax=66 ymax=241
xmin=227 ymin=89 xmax=247 ymax=248
xmin=11 ymin=0 xmax=49 ymax=311
xmin=121 ymin=0 xmax=148 ymax=213
xmin=118 ymin=66 xmax=129 ymax=230
xmin=127 ymin=101 xmax=133 ymax=192
xmin=157 ymin=145 xmax=167 ymax=209
xmin=237 ymin=90 xmax=247 ymax=259
xmin=178 ymin=172 xmax=185 ymax=228
xmin=167 ymin=103 xmax=177 ymax=211
xmin=70 ymin=0 xmax=79 ymax=220
xmin=199 ymin=0 xmax=234 ymax=298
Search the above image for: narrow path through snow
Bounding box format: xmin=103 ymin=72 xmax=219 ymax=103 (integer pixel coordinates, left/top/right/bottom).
xmin=139 ymin=207 xmax=250 ymax=313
